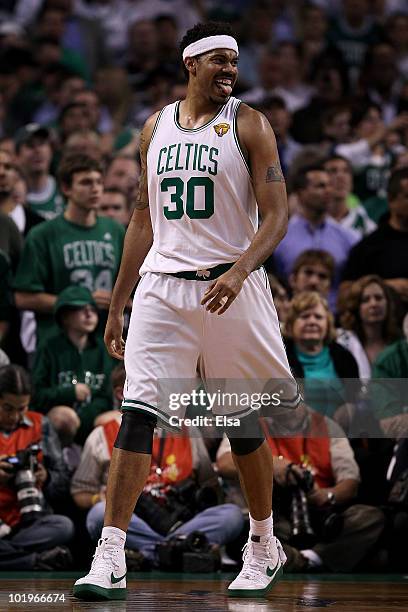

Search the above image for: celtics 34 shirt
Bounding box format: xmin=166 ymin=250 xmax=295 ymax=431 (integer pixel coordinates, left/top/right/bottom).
xmin=14 ymin=214 xmax=125 ymax=342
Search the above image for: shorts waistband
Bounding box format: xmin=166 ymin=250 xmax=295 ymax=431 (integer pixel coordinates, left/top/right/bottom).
xmin=166 ymin=262 xmax=235 ymax=281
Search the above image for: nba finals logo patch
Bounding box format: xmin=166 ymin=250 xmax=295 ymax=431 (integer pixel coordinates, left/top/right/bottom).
xmin=214 ymin=123 xmax=230 ymax=137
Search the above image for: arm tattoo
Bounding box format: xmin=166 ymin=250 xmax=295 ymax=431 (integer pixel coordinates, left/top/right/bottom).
xmin=265 ymin=162 xmax=284 ymax=183
xmin=135 ymin=129 xmax=149 ymax=210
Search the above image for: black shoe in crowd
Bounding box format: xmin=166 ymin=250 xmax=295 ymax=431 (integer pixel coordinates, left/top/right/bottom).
xmin=34 ymin=546 xmax=73 ymax=570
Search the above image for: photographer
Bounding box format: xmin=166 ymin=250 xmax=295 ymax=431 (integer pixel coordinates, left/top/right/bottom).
xmin=217 ymin=404 xmax=385 ymax=573
xmin=0 ymin=365 xmax=74 ymax=570
xmin=71 ymin=365 xmax=244 ymax=570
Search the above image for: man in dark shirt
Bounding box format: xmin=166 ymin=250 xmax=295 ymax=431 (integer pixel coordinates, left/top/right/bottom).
xmin=342 ymin=168 xmax=408 ymax=308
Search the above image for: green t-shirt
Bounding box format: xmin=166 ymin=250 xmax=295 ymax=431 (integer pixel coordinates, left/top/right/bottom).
xmin=14 ymin=214 xmax=125 ymax=342
xmin=27 ymin=176 xmax=65 ymax=220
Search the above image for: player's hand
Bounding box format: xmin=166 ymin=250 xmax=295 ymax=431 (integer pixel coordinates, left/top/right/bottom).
xmin=92 ymin=290 xmax=112 ymax=310
xmin=201 ymin=268 xmax=247 ymax=315
xmin=104 ymin=312 xmax=125 ymax=360
xmin=75 ymin=383 xmax=91 ymax=402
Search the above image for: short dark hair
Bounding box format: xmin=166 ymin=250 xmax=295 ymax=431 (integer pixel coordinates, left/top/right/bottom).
xmin=180 ymin=21 xmax=236 ymax=57
xmin=388 ymin=167 xmax=408 ymax=201
xmin=57 ymin=154 xmax=103 ymax=188
xmin=292 ymin=164 xmax=325 ymax=192
xmin=179 ymin=21 xmax=236 ymax=76
xmin=323 ymin=154 xmax=352 ymax=173
xmin=0 ymin=365 xmax=32 ymax=397
xmin=292 ymin=249 xmax=335 ymax=280
xmin=58 ymin=102 xmax=87 ymax=124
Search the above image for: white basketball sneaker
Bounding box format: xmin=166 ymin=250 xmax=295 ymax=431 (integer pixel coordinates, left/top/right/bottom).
xmin=227 ymin=533 xmax=286 ymax=598
xmin=73 ymin=536 xmax=127 ymax=601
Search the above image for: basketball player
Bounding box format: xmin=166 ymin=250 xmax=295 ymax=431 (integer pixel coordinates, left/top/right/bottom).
xmin=74 ymin=22 xmax=300 ymax=601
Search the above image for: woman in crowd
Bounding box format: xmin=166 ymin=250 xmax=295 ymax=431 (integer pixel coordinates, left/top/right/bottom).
xmin=337 ymin=275 xmax=401 ymax=379
xmin=284 ymin=291 xmax=359 ymax=419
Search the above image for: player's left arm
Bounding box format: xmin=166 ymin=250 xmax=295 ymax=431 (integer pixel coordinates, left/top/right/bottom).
xmin=201 ymin=104 xmax=287 ymax=314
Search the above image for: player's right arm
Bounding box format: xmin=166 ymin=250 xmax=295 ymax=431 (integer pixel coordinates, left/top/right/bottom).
xmin=104 ymin=112 xmax=159 ymax=359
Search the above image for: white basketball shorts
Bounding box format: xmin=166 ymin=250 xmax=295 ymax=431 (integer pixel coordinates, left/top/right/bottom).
xmin=122 ymin=269 xmax=300 ymax=428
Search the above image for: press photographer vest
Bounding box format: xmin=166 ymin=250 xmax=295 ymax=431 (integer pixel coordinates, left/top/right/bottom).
xmin=262 ymin=413 xmax=334 ymax=488
xmin=0 ymin=411 xmax=43 ymax=527
xmin=103 ymin=421 xmax=193 ymax=484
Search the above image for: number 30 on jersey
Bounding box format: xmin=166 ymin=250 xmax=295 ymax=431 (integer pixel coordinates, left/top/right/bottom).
xmin=160 ymin=177 xmax=214 ymax=220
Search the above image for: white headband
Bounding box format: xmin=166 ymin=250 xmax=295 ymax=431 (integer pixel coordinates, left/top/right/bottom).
xmin=182 ymin=35 xmax=239 ymax=61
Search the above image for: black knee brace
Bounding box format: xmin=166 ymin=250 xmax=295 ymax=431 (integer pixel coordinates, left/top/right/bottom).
xmin=225 ymin=411 xmax=265 ymax=456
xmin=114 ymin=410 xmax=157 ymax=454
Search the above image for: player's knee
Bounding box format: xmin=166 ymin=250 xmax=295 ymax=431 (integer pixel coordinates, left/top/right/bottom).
xmin=114 ymin=410 xmax=156 ymax=454
xmin=228 ymin=436 xmax=265 ymax=456
xmin=226 ymin=411 xmax=265 ymax=455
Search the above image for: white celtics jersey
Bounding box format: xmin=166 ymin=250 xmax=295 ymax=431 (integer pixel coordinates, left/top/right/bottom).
xmin=140 ymin=96 xmax=258 ymax=274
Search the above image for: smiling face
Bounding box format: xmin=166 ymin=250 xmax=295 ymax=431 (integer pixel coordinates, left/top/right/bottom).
xmin=186 ymin=48 xmax=238 ymax=105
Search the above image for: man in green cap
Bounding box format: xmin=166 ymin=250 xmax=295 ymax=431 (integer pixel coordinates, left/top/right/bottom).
xmin=32 ymin=285 xmax=113 ymax=444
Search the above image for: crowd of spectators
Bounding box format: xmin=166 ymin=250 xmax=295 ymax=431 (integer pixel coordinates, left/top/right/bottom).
xmin=1 ymin=0 xmax=408 ymax=574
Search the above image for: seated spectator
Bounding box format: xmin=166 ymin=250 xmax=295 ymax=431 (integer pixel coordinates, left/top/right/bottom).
xmin=71 ymin=364 xmax=244 ymax=568
xmin=342 ymin=168 xmax=408 ymax=310
xmin=289 ymin=249 xmax=335 ymax=303
xmin=284 ymin=291 xmax=359 ymax=419
xmin=290 ymin=55 xmax=349 ymax=144
xmin=0 ymin=364 xmax=74 ymax=570
xmin=15 ymin=124 xmax=65 ymax=220
xmin=323 ymin=154 xmax=377 ymax=237
xmin=273 ymin=165 xmax=359 ymax=309
xmin=338 ymin=275 xmax=401 ymax=379
xmin=104 ymin=154 xmax=140 ymax=209
xmin=334 ymin=104 xmax=408 ymax=207
xmin=63 ymin=130 xmax=103 ymax=162
xmin=217 ymin=404 xmax=385 ymax=573
xmin=32 ymin=285 xmax=113 ymax=444
xmin=327 ymin=0 xmax=382 ymax=86
xmin=8 ymin=166 xmax=44 ymax=237
xmin=99 ymin=187 xmax=131 ymax=228
xmin=369 ymin=319 xmax=408 ymax=439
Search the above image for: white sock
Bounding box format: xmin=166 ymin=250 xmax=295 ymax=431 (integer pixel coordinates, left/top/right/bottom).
xmin=249 ymin=512 xmax=273 ymax=537
xmin=300 ymin=549 xmax=322 ymax=568
xmin=101 ymin=526 xmax=126 ymax=547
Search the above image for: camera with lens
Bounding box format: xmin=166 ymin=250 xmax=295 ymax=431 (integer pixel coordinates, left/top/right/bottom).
xmin=135 ymin=478 xmax=218 ymax=537
xmin=284 ymin=463 xmax=343 ymax=548
xmin=3 ymin=443 xmax=45 ymax=525
xmin=156 ymin=530 xmax=220 ymax=572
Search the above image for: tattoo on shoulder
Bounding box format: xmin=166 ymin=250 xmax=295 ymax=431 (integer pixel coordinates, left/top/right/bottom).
xmin=265 ymin=162 xmax=284 ymax=183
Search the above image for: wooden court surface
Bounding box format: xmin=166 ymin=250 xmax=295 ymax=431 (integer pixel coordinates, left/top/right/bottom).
xmin=0 ymin=573 xmax=408 ymax=611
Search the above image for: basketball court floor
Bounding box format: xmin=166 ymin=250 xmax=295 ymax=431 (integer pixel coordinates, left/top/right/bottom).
xmin=1 ymin=572 xmax=408 ymax=611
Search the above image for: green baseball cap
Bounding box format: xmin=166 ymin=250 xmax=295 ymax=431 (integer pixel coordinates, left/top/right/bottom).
xmin=54 ymin=285 xmax=97 ymax=325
